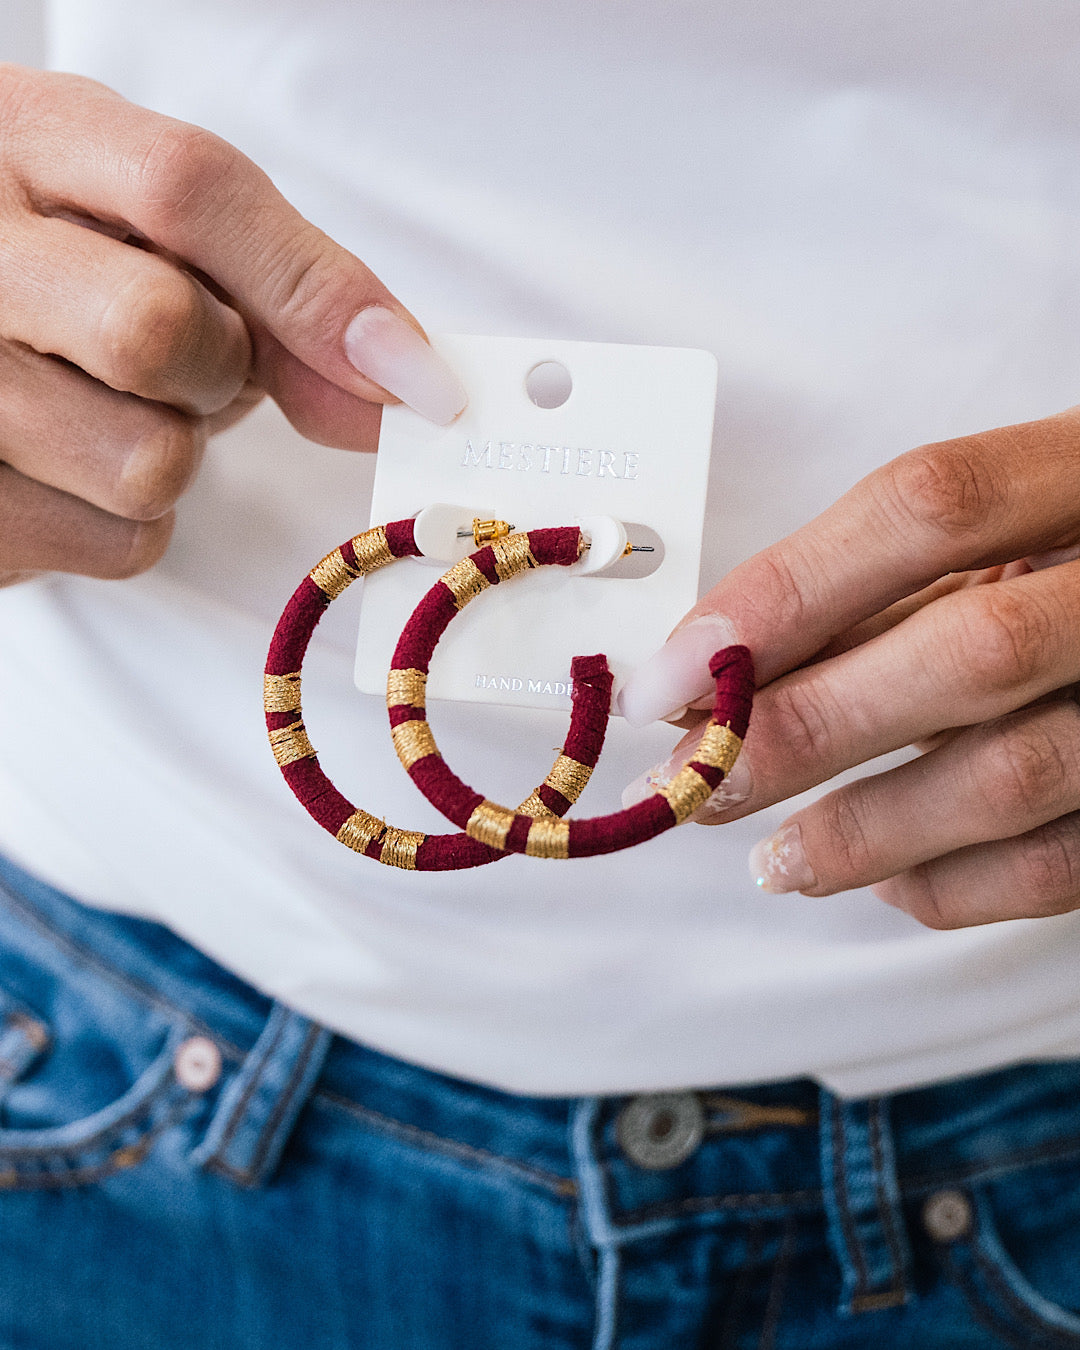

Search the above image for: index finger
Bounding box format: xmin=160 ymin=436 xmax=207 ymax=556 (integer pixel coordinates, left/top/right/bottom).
xmin=618 ymin=405 xmax=1080 ymax=725
xmin=8 ymin=69 xmax=467 ymax=426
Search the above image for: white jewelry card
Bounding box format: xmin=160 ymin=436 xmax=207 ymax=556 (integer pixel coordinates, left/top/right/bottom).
xmin=354 ymin=334 xmax=717 ymax=711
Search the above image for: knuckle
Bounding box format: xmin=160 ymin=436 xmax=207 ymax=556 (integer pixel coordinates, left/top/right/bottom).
xmin=102 ymin=514 xmax=175 ymax=580
xmin=981 ymin=724 xmax=1072 ymax=822
xmin=262 ymin=241 xmax=338 ymax=333
xmin=99 ymin=273 xmax=203 ymax=393
xmin=955 ymin=588 xmax=1056 ymax=698
xmin=734 ymin=547 xmax=813 ymax=641
xmin=810 ymin=790 xmax=874 ymax=886
xmin=133 ymin=122 xmax=234 ymax=229
xmin=906 ymin=873 xmax=963 ymax=930
xmin=876 ymin=868 xmax=956 ymax=929
xmin=1014 ymin=819 xmax=1080 ymax=902
xmin=767 ymin=677 xmax=836 ymax=776
xmin=883 ymin=439 xmax=1004 ymax=541
xmin=115 ymin=416 xmax=204 ymax=520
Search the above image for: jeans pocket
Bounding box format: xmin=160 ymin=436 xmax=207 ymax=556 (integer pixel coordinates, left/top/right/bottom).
xmin=0 ymin=968 xmax=198 ymax=1191
xmin=0 ymin=983 xmax=51 ymax=1101
xmin=931 ymin=1160 xmax=1080 ymax=1349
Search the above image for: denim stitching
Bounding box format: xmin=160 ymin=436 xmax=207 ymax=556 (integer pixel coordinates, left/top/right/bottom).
xmin=0 ymin=881 xmax=246 ymax=1061
xmin=601 ymin=1135 xmax=1080 ymax=1232
xmin=938 ymin=1244 xmax=1028 ymax=1350
xmin=608 ymin=1187 xmax=825 ymax=1227
xmin=243 ymin=1023 xmax=324 ymax=1183
xmin=591 ymin=1245 xmax=620 ymax=1350
xmin=0 ymin=1066 xmax=186 ymax=1157
xmin=831 ymin=1099 xmax=871 ymax=1296
xmin=758 ymin=1216 xmax=796 ymax=1350
xmin=202 ymin=1009 xmax=290 ymax=1172
xmin=12 ymin=878 xmax=1080 ymax=1223
xmin=903 ymin=1136 xmax=1080 ymax=1196
xmin=970 ymin=1226 xmax=1080 ymax=1349
xmin=0 ymin=1099 xmax=192 ymax=1188
xmin=203 ymin=1152 xmax=259 ymax=1187
xmin=315 ymin=1088 xmax=577 ymax=1197
xmin=2 ymin=879 xmax=574 ymax=1196
xmin=868 ymin=1099 xmax=907 ymax=1297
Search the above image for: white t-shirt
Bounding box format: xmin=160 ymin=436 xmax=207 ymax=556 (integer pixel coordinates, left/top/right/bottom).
xmin=3 ymin=0 xmax=1080 ymax=1096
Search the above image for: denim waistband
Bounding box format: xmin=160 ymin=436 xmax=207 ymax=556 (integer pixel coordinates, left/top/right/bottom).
xmin=3 ymin=849 xmax=1080 ymax=1322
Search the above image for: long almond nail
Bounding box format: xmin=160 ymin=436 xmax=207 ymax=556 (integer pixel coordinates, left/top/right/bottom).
xmin=344 ymin=307 xmax=468 ymax=425
xmin=691 ymin=756 xmax=753 ymax=822
xmin=622 ymin=739 xmax=752 ymax=816
xmin=616 ymin=615 xmax=741 ymax=727
xmin=621 ymin=753 xmax=681 ymax=809
xmin=748 ymin=824 xmax=816 ymax=893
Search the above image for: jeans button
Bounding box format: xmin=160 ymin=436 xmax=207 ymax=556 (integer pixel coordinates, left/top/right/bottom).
xmin=615 ymin=1092 xmax=705 ymax=1170
xmin=922 ymin=1189 xmax=973 ymax=1242
xmin=173 ymin=1035 xmax=223 ymax=1093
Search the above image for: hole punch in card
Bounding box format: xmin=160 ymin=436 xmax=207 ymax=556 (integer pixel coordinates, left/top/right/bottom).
xmin=354 ymin=334 xmax=717 ymax=712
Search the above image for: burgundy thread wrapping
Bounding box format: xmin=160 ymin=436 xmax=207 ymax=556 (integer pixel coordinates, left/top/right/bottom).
xmin=402 ymin=656 xmax=752 ymax=858
xmin=268 ymin=519 xmax=755 ymax=867
xmin=387 ymin=527 xmax=583 ymax=675
xmin=390 ymin=531 xmax=754 ymax=858
xmin=265 ymin=520 xmax=609 ymax=871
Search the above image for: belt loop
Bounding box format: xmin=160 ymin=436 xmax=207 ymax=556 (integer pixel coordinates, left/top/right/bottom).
xmin=818 ymin=1088 xmax=911 ymax=1315
xmin=191 ymin=1002 xmax=332 ymax=1188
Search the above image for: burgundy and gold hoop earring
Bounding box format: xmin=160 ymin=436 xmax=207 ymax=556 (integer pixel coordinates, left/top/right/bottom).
xmin=264 ymin=520 xmax=611 ymax=871
xmin=388 ymin=527 xmax=754 ymax=859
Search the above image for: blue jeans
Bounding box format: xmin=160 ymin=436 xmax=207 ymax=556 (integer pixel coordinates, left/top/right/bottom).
xmin=3 ymin=855 xmax=1080 ymax=1349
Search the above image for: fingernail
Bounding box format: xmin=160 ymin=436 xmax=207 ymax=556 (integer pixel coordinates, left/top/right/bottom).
xmin=1025 ymin=544 xmax=1080 ymax=571
xmin=616 ymin=615 xmax=741 ymax=728
xmin=621 ymin=752 xmax=681 ymax=809
xmin=748 ymin=823 xmax=816 ymax=894
xmin=621 ymin=740 xmax=752 ymax=815
xmin=343 ymin=307 xmax=468 ymax=425
xmin=691 ymin=755 xmax=753 ymax=821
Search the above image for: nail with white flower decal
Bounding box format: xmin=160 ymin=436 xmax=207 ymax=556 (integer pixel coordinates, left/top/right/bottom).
xmin=748 ymin=823 xmax=816 ymax=893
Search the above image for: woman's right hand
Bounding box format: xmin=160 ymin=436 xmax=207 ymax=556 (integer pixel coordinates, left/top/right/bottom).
xmin=0 ymin=64 xmax=466 ymax=586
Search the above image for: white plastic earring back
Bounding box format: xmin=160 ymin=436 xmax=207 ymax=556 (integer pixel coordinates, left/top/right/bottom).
xmin=413 ymin=504 xmax=639 ymax=576
xmin=571 ymin=515 xmax=629 ymax=574
xmin=412 ymin=503 xmax=502 ymax=565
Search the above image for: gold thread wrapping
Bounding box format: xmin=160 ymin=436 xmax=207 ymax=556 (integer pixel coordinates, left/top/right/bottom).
xmin=379 ymin=827 xmax=425 ymax=870
xmin=263 ymin=672 xmax=303 ymax=714
xmin=391 ymin=719 xmax=440 ymax=770
xmin=525 ymin=817 xmax=571 ymax=860
xmin=386 ymin=668 xmax=427 ymax=709
xmin=692 ymin=721 xmax=743 ymax=775
xmin=110 ymin=1144 xmax=147 ymax=1170
xmin=466 ymin=800 xmax=517 ymax=850
xmin=268 ymin=720 xmax=316 ymax=767
xmin=309 ymin=548 xmax=360 ymax=600
xmin=544 ymin=755 xmax=593 ymax=801
xmin=516 ymin=790 xmax=555 ymax=819
xmin=441 ymin=557 xmax=490 ymax=610
xmin=657 ymin=765 xmax=713 ymax=824
xmin=490 ymin=533 xmax=537 ymax=582
xmin=350 ymin=526 xmax=395 ymax=574
xmin=336 ymin=810 xmax=386 ymax=854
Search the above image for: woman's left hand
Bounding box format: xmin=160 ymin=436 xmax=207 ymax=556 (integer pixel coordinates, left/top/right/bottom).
xmin=619 ymin=406 xmax=1080 ymax=928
